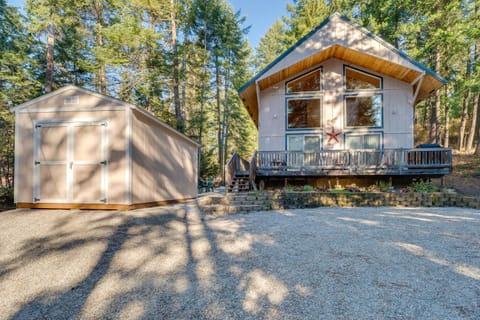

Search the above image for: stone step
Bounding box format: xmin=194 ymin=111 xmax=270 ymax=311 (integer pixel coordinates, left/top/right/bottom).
xmin=197 ymin=195 xmax=231 ymax=206
xmin=200 ymin=204 xmax=270 ymax=216
xmin=227 ymin=195 xmax=274 ymax=202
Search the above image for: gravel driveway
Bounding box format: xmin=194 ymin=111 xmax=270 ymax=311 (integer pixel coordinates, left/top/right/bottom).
xmin=1 ymin=204 xmax=479 ymax=319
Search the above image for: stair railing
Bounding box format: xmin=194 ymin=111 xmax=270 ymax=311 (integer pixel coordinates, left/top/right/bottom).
xmin=249 ymin=151 xmax=257 ymax=190
xmin=225 ymin=150 xmax=239 ymax=188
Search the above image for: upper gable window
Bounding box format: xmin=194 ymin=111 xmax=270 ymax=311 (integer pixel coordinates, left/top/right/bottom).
xmin=286 ymin=68 xmax=322 ymax=94
xmin=345 ymin=67 xmax=382 ymax=90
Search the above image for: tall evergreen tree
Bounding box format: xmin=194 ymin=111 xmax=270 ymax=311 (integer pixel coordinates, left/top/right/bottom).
xmin=256 ymin=19 xmax=286 ymax=70
xmin=0 ymin=1 xmax=42 ymax=187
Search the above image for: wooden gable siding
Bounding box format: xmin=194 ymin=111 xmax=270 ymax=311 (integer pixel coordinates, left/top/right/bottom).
xmin=256 ymin=45 xmax=440 ymax=102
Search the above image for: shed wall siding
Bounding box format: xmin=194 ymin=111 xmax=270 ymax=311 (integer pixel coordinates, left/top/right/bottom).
xmin=15 ymin=109 xmax=127 ymax=204
xmin=258 ymin=58 xmax=413 ymax=151
xmin=131 ymin=110 xmax=197 ymax=203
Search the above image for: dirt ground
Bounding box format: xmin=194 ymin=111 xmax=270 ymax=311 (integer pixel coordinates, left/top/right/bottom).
xmin=433 ymin=154 xmax=480 ymax=196
xmin=1 ymin=203 xmax=479 ymax=319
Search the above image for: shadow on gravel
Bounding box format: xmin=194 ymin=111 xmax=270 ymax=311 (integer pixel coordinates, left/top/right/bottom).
xmin=8 ymin=210 xmax=184 ymax=319
xmin=3 ymin=205 xmax=480 ymax=319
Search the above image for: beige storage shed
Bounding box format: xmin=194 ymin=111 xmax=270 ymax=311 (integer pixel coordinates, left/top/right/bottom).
xmin=12 ymin=85 xmax=199 ymax=210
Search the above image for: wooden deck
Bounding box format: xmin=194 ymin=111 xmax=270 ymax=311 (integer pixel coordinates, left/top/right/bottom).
xmin=255 ymin=148 xmax=453 ymax=177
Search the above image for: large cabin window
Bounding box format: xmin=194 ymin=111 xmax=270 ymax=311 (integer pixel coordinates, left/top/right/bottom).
xmin=344 ymin=66 xmax=383 ymax=128
xmin=345 ymin=66 xmax=382 ymax=90
xmin=345 ymin=133 xmax=382 ymax=150
xmin=345 ymin=94 xmax=382 ymax=127
xmin=287 ymin=98 xmax=322 ymax=129
xmin=285 ymin=67 xmax=323 ymax=130
xmin=286 ymin=68 xmax=322 ymax=94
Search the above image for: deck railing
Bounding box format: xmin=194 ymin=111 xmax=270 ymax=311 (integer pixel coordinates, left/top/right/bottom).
xmin=256 ymin=148 xmax=452 ymax=176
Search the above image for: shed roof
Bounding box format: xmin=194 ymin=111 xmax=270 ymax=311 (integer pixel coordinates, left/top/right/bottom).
xmin=238 ymin=13 xmax=446 ymax=126
xmin=12 ymin=85 xmax=200 ymax=147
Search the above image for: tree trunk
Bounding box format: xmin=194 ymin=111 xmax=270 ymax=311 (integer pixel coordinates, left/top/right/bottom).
xmin=215 ymin=56 xmax=223 ymax=182
xmin=95 ymin=0 xmax=106 ymax=94
xmin=429 ymin=99 xmax=436 ymax=143
xmin=222 ymin=51 xmax=231 ymax=173
xmin=198 ymin=27 xmax=208 ymax=164
xmin=458 ymin=91 xmax=470 ymax=151
xmin=45 ymin=23 xmax=55 ymax=93
xmin=476 ymin=113 xmax=480 ymax=155
xmin=422 ymin=97 xmax=430 ymax=129
xmin=466 ymin=93 xmax=479 ymax=152
xmin=458 ymin=48 xmax=473 ymax=152
xmin=466 ymin=42 xmax=479 ymax=152
xmin=171 ymin=0 xmax=184 ymax=132
xmin=433 ymin=48 xmax=442 ymax=144
xmin=444 ymin=85 xmax=450 ymax=147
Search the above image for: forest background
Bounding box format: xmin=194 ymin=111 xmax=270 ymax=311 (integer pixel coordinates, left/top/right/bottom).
xmin=1 ymin=0 xmax=479 ymax=192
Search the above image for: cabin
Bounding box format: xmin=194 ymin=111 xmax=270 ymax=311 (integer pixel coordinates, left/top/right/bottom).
xmin=232 ymin=13 xmax=452 ymax=191
xmin=12 ymin=85 xmax=199 ymax=210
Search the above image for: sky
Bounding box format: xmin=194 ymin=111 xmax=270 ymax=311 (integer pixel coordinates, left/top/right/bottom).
xmin=6 ymin=0 xmax=292 ymax=49
xmin=228 ymin=0 xmax=291 ymax=48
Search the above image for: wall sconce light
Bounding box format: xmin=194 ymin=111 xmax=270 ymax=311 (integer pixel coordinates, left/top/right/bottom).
xmin=273 ymin=113 xmax=278 ymax=119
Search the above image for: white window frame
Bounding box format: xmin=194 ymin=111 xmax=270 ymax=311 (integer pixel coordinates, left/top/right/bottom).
xmin=344 ymin=132 xmax=383 ymax=150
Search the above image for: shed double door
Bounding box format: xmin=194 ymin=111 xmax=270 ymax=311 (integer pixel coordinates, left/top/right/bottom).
xmin=33 ymin=121 xmax=107 ymax=204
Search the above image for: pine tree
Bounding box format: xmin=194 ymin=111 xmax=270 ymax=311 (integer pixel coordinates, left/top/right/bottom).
xmin=26 ymin=0 xmax=80 ymax=92
xmin=283 ymin=0 xmax=331 ymax=46
xmin=256 ymin=19 xmax=286 ymax=70
xmin=0 ymin=1 xmax=42 ymax=187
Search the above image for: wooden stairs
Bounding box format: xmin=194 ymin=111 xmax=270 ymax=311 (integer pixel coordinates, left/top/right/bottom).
xmin=227 ymin=172 xmax=251 ymax=193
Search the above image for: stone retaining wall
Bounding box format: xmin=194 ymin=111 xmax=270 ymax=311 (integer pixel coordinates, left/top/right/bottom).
xmin=198 ymin=192 xmax=480 ymax=217
xmin=267 ymin=192 xmax=480 ymax=210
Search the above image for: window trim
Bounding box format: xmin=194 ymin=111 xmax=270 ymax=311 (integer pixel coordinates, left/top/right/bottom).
xmin=343 ymin=93 xmax=384 ymax=129
xmin=344 ymin=65 xmax=383 ymax=91
xmin=285 ymin=67 xmax=323 ymax=95
xmin=285 ymin=96 xmax=323 ymax=131
xmin=344 ymin=132 xmax=384 ymax=150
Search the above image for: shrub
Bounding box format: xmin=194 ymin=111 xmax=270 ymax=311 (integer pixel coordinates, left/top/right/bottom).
xmin=412 ymin=180 xmax=438 ymax=193
xmin=303 ymin=185 xmax=314 ymax=191
xmin=377 ymin=180 xmax=390 ymax=192
xmin=0 ymin=186 xmax=13 ymax=207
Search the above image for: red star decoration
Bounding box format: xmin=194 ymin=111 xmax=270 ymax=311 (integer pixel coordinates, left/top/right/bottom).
xmin=326 ymin=127 xmax=341 ymax=143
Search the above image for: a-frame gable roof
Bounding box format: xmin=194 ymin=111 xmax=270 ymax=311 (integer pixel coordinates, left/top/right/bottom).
xmin=239 ymin=13 xmax=446 ymax=126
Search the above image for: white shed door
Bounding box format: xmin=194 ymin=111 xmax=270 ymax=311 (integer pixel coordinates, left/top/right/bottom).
xmin=34 ymin=121 xmax=107 ymax=204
